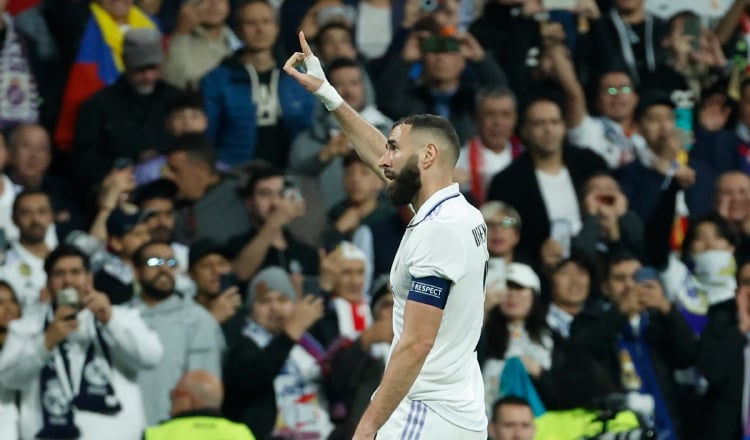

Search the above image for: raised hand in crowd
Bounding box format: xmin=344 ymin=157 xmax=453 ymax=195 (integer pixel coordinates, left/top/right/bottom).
xmin=359 ymin=316 xmax=394 ymax=351
xmin=44 ymin=304 xmax=79 ymax=350
xmin=699 ymin=92 xmax=732 ymax=132
xmin=90 ymin=167 xmax=137 ymax=241
xmin=575 ymin=0 xmax=601 ymax=20
xmin=318 ymin=132 xmax=351 ymax=162
xmin=690 ymin=29 xmax=728 ymax=69
xmin=636 ymin=279 xmax=671 ymax=315
xmin=318 ymin=248 xmax=344 ymax=292
xmin=583 ymin=189 xmax=628 ymax=242
xmin=284 ymin=294 xmax=325 ymax=341
xmin=208 ymin=286 xmax=242 ymax=324
xmin=81 ymin=287 xmax=113 ymax=324
xmin=458 ymin=31 xmax=486 ymax=62
xmin=540 ymin=22 xmax=567 ymax=49
xmin=266 ymin=192 xmax=306 ymax=231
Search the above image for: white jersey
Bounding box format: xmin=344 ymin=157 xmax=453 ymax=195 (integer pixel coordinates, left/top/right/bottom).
xmin=387 ymin=183 xmax=488 ymax=431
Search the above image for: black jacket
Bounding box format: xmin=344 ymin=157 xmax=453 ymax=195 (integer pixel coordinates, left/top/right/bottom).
xmin=697 ymin=299 xmax=746 ymax=440
xmin=222 ymin=331 xmax=297 ymax=440
xmin=71 ymin=76 xmax=180 ymax=189
xmin=570 ymin=303 xmax=700 ymax=438
xmin=486 ymin=147 xmax=608 ymax=269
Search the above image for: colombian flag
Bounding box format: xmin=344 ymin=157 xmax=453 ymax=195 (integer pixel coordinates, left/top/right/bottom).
xmin=54 ymin=3 xmax=156 ymax=151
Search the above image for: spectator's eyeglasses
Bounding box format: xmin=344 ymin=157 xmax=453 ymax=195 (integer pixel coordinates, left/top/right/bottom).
xmin=606 ymin=86 xmax=633 ymax=96
xmin=145 ymin=257 xmax=178 ymax=268
xmin=486 ymin=217 xmax=519 ymax=229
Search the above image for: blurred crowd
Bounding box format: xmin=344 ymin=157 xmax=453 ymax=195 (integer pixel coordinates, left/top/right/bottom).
xmin=0 ymin=0 xmax=749 ymax=439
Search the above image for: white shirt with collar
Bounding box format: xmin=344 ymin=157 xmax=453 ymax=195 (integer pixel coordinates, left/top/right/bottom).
xmin=546 ymin=303 xmax=575 ymax=339
xmin=389 ymin=183 xmax=488 ymax=431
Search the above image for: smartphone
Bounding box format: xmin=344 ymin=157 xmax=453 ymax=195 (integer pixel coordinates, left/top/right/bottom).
xmin=219 ymin=273 xmax=238 ymax=292
xmin=486 ymin=257 xmax=507 ymax=291
xmin=634 ymin=267 xmax=659 ymax=283
xmin=683 ymin=15 xmax=701 ymax=52
xmin=113 ymin=157 xmax=134 ymax=170
xmin=57 ymin=287 xmax=81 ymax=316
xmin=550 ymin=219 xmax=572 ymax=259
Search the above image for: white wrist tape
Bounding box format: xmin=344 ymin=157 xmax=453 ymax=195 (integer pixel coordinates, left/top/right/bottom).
xmin=314 ymin=81 xmax=344 ymax=111
xmin=303 ymin=54 xmax=344 ymax=111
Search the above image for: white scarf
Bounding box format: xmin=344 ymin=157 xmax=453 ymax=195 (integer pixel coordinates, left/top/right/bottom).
xmin=0 ymin=13 xmax=39 ymax=131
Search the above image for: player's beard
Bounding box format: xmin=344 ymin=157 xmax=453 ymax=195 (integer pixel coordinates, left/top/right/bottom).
xmin=387 ymin=156 xmax=421 ymax=207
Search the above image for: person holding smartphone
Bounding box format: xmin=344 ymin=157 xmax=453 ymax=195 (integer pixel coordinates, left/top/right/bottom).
xmin=0 ymin=245 xmax=164 ymax=440
xmin=571 ymin=252 xmax=699 ymax=440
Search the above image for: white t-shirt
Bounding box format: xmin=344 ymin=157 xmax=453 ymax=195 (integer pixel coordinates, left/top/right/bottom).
xmin=535 ymin=167 xmax=582 ymax=235
xmin=387 ymin=183 xmax=488 ymax=431
xmin=568 ymin=115 xmax=647 ymax=169
xmin=0 ymin=242 xmax=46 ymax=309
xmin=456 ymin=141 xmax=513 ymax=196
xmin=356 ymin=2 xmax=392 ymax=59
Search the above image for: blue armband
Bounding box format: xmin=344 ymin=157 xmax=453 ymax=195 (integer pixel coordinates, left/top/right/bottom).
xmin=407 ymin=276 xmax=451 ymax=309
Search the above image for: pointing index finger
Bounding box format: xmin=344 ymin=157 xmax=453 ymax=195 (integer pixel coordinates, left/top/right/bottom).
xmin=299 ymin=31 xmax=313 ymax=57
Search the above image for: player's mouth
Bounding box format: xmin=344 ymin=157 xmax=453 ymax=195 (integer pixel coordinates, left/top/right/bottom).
xmin=383 ymin=170 xmax=396 ymax=181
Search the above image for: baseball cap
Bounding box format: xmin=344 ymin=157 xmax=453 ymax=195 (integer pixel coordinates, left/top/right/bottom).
xmin=106 ymin=208 xmax=155 ymax=237
xmin=635 ymin=89 xmax=675 ymax=121
xmin=188 ymin=238 xmax=231 ymax=269
xmin=123 ymin=28 xmax=164 ymax=71
xmin=506 ymin=263 xmax=541 ymax=294
xmin=247 ymin=266 xmax=296 ymax=305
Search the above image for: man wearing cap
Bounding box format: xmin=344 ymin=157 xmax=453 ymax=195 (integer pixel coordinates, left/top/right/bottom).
xmin=375 ymin=21 xmax=507 ymax=143
xmin=188 ymin=238 xmax=241 ymax=325
xmin=129 ymin=240 xmax=225 ymax=426
xmin=93 ymin=207 xmax=152 ymax=305
xmin=617 ymin=89 xmax=716 ymax=225
xmin=223 ymin=266 xmax=330 ymax=439
xmin=72 ymin=27 xmax=181 ymax=190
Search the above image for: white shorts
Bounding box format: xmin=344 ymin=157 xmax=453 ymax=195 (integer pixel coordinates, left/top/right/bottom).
xmin=377 ymin=399 xmax=487 ymax=440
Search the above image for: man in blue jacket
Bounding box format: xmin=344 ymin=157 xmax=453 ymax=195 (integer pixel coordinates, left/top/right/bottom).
xmin=201 ymin=0 xmax=316 ymax=168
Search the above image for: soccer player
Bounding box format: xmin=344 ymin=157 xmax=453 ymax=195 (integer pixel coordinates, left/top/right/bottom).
xmin=284 ymin=32 xmax=489 ymax=439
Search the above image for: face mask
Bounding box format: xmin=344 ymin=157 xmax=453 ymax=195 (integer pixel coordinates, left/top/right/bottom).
xmin=691 ymin=250 xmax=737 ymax=305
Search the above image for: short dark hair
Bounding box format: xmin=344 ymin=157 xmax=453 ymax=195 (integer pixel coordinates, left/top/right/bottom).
xmin=316 ymin=21 xmax=354 ymax=48
xmin=168 ymin=133 xmax=216 ymax=168
xmin=166 ymin=90 xmax=205 ymax=116
xmin=44 ymin=244 xmax=90 ymax=275
xmin=595 ymin=70 xmax=635 ymax=91
xmin=491 ymin=396 xmax=532 ymax=421
xmin=682 ymin=212 xmax=739 ymax=257
xmin=237 ymin=160 xmax=285 ymax=197
xmin=12 ymin=189 xmax=51 ymax=218
xmin=132 ymin=178 xmax=178 ymax=207
xmin=326 ymin=57 xmax=361 ymax=76
xmin=392 ymin=114 xmax=460 ymax=166
xmin=603 ymin=250 xmax=641 ymax=280
xmin=132 ymin=240 xmax=173 ymax=268
xmin=342 ymin=149 xmax=364 ymax=168
xmin=521 ymin=97 xmax=563 ymax=128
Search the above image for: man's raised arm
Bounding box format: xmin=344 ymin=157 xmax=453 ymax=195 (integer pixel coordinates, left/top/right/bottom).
xmin=283 ymin=31 xmax=388 ymax=182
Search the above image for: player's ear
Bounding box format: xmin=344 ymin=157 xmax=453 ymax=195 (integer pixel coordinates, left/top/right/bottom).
xmin=421 ymin=143 xmax=439 ymax=168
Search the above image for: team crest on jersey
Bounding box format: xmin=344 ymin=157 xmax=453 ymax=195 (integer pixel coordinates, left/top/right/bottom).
xmin=19 ymin=263 xmax=31 ymax=277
